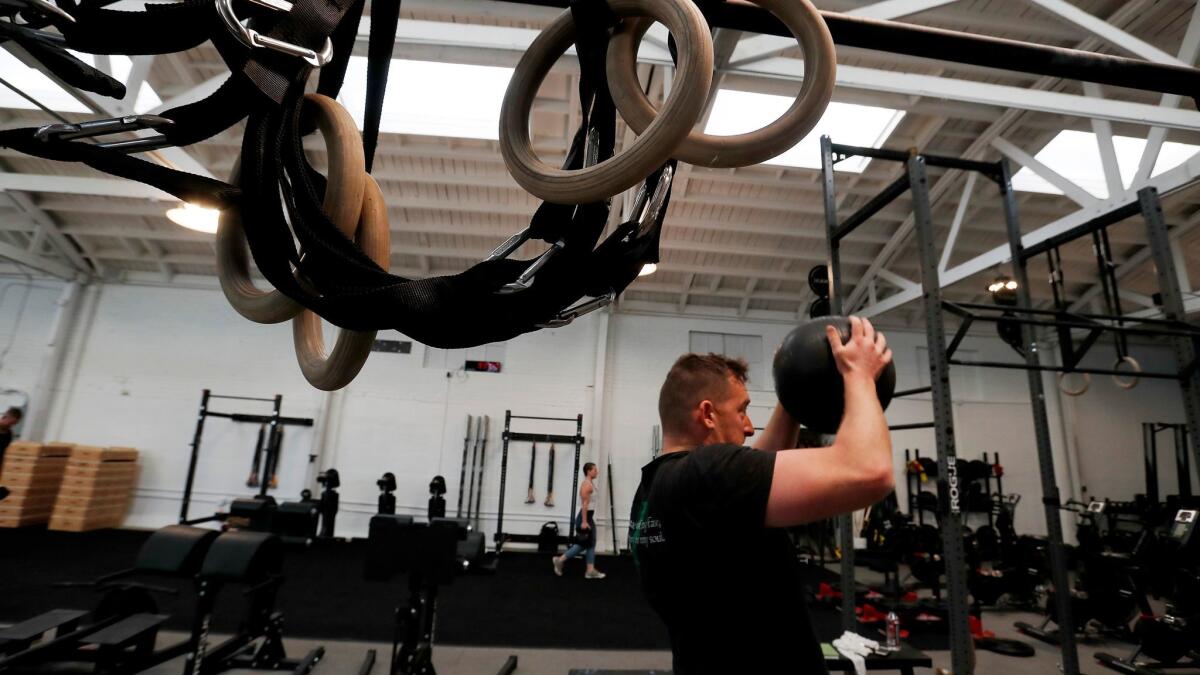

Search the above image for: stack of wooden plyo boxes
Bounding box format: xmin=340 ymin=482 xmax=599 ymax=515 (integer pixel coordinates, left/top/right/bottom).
xmin=49 ymin=446 xmax=139 ymax=532
xmin=0 ymin=442 xmax=73 ymax=527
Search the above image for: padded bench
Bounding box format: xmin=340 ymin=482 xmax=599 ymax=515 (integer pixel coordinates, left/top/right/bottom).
xmin=80 ymin=613 xmax=169 ymax=648
xmin=0 ymin=609 xmax=88 ymax=652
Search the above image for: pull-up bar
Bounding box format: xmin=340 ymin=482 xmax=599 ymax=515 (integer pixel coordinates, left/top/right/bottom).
xmin=498 ymin=1 xmax=1200 ymax=102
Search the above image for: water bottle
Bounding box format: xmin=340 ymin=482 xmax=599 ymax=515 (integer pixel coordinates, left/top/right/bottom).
xmin=886 ymin=611 xmax=901 ymax=651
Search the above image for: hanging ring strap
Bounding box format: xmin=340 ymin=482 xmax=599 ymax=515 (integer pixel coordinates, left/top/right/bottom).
xmin=499 ymin=0 xmax=712 ymax=204
xmin=1112 ymin=355 xmax=1141 ymax=390
xmin=606 ymin=0 xmax=835 ymax=168
xmin=216 ymin=93 xmax=366 ymax=323
xmin=292 ymin=174 xmax=390 ymax=390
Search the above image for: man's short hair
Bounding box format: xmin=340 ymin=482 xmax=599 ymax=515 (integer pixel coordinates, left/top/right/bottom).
xmin=3 ymin=407 xmax=21 ymax=420
xmin=658 ymin=353 xmax=749 ymax=436
xmin=583 ymin=462 xmax=596 ymax=475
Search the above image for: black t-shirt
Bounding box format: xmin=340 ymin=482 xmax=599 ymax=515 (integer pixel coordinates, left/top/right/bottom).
xmin=629 ymin=444 xmax=826 ymax=674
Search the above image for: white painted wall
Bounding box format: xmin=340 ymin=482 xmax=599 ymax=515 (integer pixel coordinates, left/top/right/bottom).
xmin=1 ymin=278 xmax=1188 ymax=550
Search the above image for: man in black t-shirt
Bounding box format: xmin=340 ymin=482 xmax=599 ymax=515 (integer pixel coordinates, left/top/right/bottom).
xmin=630 ymin=317 xmax=894 ymax=674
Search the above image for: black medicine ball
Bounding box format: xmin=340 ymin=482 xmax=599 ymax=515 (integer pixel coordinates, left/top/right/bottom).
xmin=772 ymin=315 xmax=897 ymax=434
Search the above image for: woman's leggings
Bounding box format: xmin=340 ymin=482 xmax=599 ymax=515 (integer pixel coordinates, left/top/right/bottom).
xmin=562 ymin=509 xmax=597 ymax=565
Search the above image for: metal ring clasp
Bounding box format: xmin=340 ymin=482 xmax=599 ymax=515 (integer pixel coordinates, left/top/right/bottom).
xmin=216 ymin=0 xmax=334 ymax=68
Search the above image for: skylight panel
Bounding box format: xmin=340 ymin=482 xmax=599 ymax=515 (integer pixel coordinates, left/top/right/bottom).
xmin=337 ymin=57 xmax=513 ymax=141
xmin=703 ymin=89 xmax=906 ymax=172
xmin=1011 ymin=129 xmax=1200 ymax=198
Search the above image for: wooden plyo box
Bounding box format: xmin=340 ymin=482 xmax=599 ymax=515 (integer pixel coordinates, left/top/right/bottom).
xmin=0 ymin=442 xmax=72 ymax=528
xmin=48 ymin=446 xmax=139 ymax=533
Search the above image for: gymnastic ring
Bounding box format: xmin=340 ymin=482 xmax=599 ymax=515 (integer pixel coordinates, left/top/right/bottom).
xmin=292 ymin=176 xmax=391 ymax=391
xmin=606 ymin=0 xmax=835 ymax=168
xmin=499 ymin=0 xmax=712 ymax=204
xmin=1057 ymin=371 xmax=1090 ymax=397
xmin=215 ymin=94 xmax=366 ymax=324
xmin=1112 ymin=355 xmax=1141 ymax=390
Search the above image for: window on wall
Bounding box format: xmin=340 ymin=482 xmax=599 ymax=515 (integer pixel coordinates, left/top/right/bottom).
xmin=689 ymin=332 xmax=766 ymax=388
xmin=423 ymin=342 xmax=508 ymax=370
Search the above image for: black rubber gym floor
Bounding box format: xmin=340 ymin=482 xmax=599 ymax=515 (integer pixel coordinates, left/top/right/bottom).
xmin=0 ymin=528 xmax=927 ymax=650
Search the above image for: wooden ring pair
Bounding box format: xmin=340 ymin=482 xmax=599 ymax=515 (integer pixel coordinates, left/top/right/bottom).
xmin=607 ymin=0 xmax=836 ymax=168
xmin=499 ymin=0 xmax=836 ymax=204
xmin=215 ymin=93 xmax=391 ymax=391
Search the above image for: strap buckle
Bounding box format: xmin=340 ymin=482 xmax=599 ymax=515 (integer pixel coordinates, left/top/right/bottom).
xmin=34 ymin=114 xmax=175 ymax=152
xmin=216 ymin=0 xmax=334 ymax=68
xmin=492 ymin=127 xmax=605 ymax=294
xmin=536 ymin=290 xmax=616 ymax=328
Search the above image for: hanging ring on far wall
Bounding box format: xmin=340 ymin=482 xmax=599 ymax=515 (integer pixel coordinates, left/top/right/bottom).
xmin=605 ymin=0 xmax=836 ymax=168
xmin=215 ymin=94 xmax=366 ymax=324
xmin=499 ymin=0 xmax=713 ymax=204
xmin=1057 ymin=370 xmax=1091 ymax=397
xmin=1112 ymin=355 xmax=1141 ymax=390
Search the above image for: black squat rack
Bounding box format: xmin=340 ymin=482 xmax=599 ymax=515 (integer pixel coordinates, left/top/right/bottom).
xmin=821 ymin=136 xmax=1200 ymax=675
xmin=179 ymin=389 xmax=314 ymax=525
xmin=494 ymin=410 xmax=584 ymax=551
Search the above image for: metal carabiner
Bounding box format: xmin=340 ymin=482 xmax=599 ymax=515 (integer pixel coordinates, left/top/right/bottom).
xmin=493 ymin=127 xmax=604 ymax=293
xmin=498 ymin=238 xmax=565 ymax=294
xmin=631 ymin=163 xmax=674 ymax=239
xmin=216 ymin=0 xmax=334 ymax=68
xmin=536 ymin=290 xmax=616 ymax=328
xmin=34 ymin=114 xmax=175 ymax=152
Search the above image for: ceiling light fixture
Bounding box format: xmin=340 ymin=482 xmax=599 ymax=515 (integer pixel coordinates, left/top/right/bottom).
xmin=166 ymin=202 xmax=220 ymax=234
xmin=638 ymin=263 xmax=658 ymax=277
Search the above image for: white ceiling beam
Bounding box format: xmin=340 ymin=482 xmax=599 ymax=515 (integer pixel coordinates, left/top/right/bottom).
xmin=876 ymin=268 xmax=919 ymax=291
xmin=1022 ymin=0 xmax=1185 ymax=66
xmin=859 ymin=150 xmax=1200 ymax=317
xmin=991 ymin=136 xmax=1097 ymax=207
xmin=938 ymin=171 xmax=976 ymax=275
xmin=0 ymin=239 xmax=76 ymax=278
xmin=678 ymin=273 xmax=695 ymax=312
xmin=767 ymin=61 xmax=1200 ymax=131
xmin=738 ymin=278 xmax=759 ymax=317
xmin=146 ymin=75 xmax=226 ymax=115
xmin=844 ymin=0 xmax=1154 ymax=312
xmin=1133 ymin=3 xmax=1200 ymax=185
xmin=728 ymin=0 xmax=960 ymax=67
xmin=1081 ymin=83 xmax=1124 ymax=199
xmin=5 ymin=192 xmax=92 ymax=275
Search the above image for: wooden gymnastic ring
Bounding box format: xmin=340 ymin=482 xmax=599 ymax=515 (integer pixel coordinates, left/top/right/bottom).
xmin=499 ymin=0 xmax=712 ymax=204
xmin=606 ymin=0 xmax=835 ymax=167
xmin=216 ymin=94 xmax=366 ymax=323
xmin=1112 ymin=355 xmax=1141 ymax=390
xmin=292 ymin=176 xmax=391 ymax=391
xmin=1057 ymin=371 xmax=1090 ymax=397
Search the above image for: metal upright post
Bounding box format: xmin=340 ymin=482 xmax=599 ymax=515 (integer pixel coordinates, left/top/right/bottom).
xmin=259 ymin=394 xmax=283 ymax=498
xmin=495 ymin=411 xmax=512 ymax=548
xmin=180 ymin=389 xmax=211 ymax=524
xmin=820 ymin=135 xmax=857 ymax=631
xmin=908 ymin=156 xmax=974 ymax=675
xmin=569 ymin=414 xmax=584 ymax=540
xmin=1139 ymin=187 xmax=1200 ymax=477
xmin=998 ymin=159 xmax=1081 ymax=675
xmin=1176 ymin=426 xmax=1193 ymax=497
xmin=1144 ymin=423 xmax=1160 ymax=504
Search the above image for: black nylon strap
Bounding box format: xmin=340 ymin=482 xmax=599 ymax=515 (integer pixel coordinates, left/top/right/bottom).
xmin=0 ymin=22 xmax=124 ymax=97
xmin=361 ymin=0 xmax=400 ymax=172
xmin=315 ymin=0 xmax=365 ymax=100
